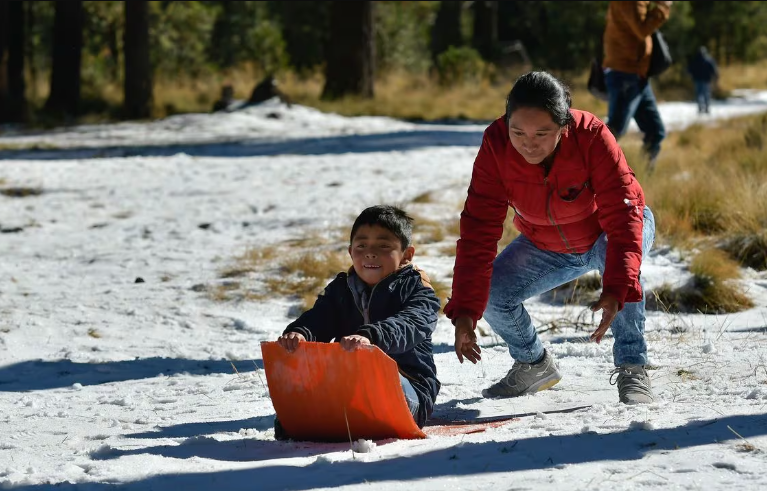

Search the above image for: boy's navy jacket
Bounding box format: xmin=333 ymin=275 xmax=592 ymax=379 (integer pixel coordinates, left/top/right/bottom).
xmin=283 ymin=264 xmax=441 ymax=428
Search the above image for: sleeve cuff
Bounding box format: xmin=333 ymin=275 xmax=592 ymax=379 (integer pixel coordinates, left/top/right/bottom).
xmin=283 ymin=326 xmax=314 ymax=342
xmin=355 ymin=327 xmax=378 ymax=345
xmin=601 ymin=285 xmax=629 ymax=311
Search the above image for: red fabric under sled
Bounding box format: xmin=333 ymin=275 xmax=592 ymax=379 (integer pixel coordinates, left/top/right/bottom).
xmin=262 ymin=341 xmax=426 ymax=441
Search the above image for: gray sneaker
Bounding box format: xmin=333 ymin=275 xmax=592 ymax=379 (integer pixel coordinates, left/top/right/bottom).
xmin=482 ymin=350 xmax=562 ymax=398
xmin=611 ymin=365 xmax=654 ymax=404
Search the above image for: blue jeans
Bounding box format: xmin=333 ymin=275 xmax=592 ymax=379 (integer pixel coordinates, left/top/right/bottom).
xmin=483 ymin=206 xmax=656 ymax=367
xmin=400 ymin=374 xmax=420 ymax=417
xmin=694 ymin=80 xmax=712 ymax=113
xmin=605 ymin=70 xmax=666 ymax=163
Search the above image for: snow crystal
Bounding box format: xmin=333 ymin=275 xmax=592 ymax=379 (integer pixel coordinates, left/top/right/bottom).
xmin=702 ymin=342 xmax=717 ymax=354
xmin=351 ymin=439 xmax=376 ymax=453
xmin=628 ymin=420 xmax=655 ymax=431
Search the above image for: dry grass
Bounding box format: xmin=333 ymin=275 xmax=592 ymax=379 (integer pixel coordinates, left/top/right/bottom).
xmin=687 ymin=249 xmax=754 ymax=313
xmin=721 ymin=232 xmax=767 ymax=271
xmin=676 ymin=368 xmax=699 ymax=381
xmin=32 ymin=64 xmax=606 ymax=122
xmin=212 ymin=245 xmax=351 ymax=310
xmin=411 ymin=191 xmax=437 ymax=204
xmin=647 ymin=249 xmax=754 ymax=314
xmin=264 ymin=249 xmax=351 ymax=313
xmin=497 ymin=207 xmax=521 ymax=252
xmin=0 ymin=187 xmax=44 ymax=198
xmin=690 ymin=248 xmax=742 ymax=282
xmin=412 ymin=215 xmax=448 ymax=245
xmin=219 ymin=245 xmax=280 ymax=279
xmin=717 ymin=60 xmax=767 ymax=93
xmin=280 ymin=68 xmax=607 ymax=122
xmin=207 ymin=280 xmax=245 ymax=302
xmin=211 ymin=228 xmax=456 ymax=317
xmin=543 ymin=273 xmax=603 ymax=306
xmin=281 ymin=69 xmax=508 ymax=121
xmin=17 ymin=57 xmax=767 ymax=124
xmin=281 ymin=228 xmax=343 ymax=249
xmin=434 ymin=242 xmax=458 ymax=258
xmin=429 ymin=277 xmax=452 ymax=314
xmin=643 ymin=112 xmax=767 ymax=256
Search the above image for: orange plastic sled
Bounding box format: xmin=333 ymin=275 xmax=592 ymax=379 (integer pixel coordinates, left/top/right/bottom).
xmin=261 ymin=341 xmax=426 ymax=442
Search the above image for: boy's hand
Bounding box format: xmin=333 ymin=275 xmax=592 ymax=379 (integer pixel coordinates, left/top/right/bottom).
xmin=589 ymin=293 xmax=619 ymax=344
xmin=454 ymin=316 xmax=481 ymax=364
xmin=339 ymin=335 xmax=371 ymax=352
xmin=277 ymin=332 xmax=306 ymax=353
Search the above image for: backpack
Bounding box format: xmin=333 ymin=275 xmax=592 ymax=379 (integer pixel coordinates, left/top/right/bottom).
xmin=647 ymin=30 xmax=673 ymax=78
xmin=587 ymin=57 xmax=609 ymax=101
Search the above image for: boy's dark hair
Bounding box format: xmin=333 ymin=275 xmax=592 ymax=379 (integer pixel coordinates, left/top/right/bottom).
xmin=350 ymin=205 xmax=414 ymax=249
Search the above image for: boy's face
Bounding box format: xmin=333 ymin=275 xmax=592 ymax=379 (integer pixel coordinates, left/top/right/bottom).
xmin=349 ymin=224 xmax=414 ymax=287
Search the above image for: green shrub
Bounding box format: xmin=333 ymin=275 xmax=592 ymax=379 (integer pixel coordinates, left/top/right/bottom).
xmin=436 ymin=46 xmax=485 ymax=86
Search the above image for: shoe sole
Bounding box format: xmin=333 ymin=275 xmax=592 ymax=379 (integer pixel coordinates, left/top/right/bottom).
xmin=521 ymin=373 xmax=562 ymax=395
xmin=620 ymin=396 xmax=654 ymax=405
xmin=482 ymin=372 xmax=562 ymax=398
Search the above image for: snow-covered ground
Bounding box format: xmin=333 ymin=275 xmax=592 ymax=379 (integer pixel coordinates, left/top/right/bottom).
xmin=1 ymin=92 xmax=767 ymax=491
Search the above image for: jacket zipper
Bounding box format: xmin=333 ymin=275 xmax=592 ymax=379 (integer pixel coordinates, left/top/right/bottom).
xmin=346 ymin=268 xmax=422 ymax=386
xmin=544 ymin=175 xmax=576 ymax=253
xmin=347 ymin=269 xmax=398 ymax=324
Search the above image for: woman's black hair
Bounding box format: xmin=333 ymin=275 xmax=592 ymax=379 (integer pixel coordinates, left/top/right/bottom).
xmin=505 ymin=71 xmax=575 ymax=128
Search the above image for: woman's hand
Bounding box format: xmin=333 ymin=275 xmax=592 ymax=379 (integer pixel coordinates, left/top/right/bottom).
xmin=454 ymin=316 xmax=481 ymax=364
xmin=277 ymin=332 xmax=306 ymax=352
xmin=339 ymin=335 xmax=372 ymax=352
xmin=589 ymin=294 xmax=620 ymax=343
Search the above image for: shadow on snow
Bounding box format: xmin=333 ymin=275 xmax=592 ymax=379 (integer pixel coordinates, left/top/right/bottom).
xmin=0 ymin=357 xmax=263 ymax=392
xmin=11 ymin=412 xmax=767 ymax=490
xmin=0 ymin=129 xmax=484 ymax=161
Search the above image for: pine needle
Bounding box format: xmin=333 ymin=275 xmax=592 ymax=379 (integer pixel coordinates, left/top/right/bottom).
xmin=344 ymin=407 xmax=355 ymax=460
xmin=728 ymin=425 xmax=761 ymax=452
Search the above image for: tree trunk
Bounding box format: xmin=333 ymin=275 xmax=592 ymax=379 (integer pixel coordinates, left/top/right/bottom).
xmin=321 ymin=1 xmax=374 ymax=100
xmin=25 ymin=0 xmax=37 ymax=101
xmin=0 ymin=1 xmax=9 ymax=120
xmin=431 ymin=1 xmax=464 ymax=63
xmin=472 ymin=0 xmax=498 ymax=60
xmin=45 ymin=0 xmax=83 ymax=117
xmin=107 ymin=20 xmax=120 ymax=82
xmin=124 ymin=0 xmax=152 ymax=120
xmin=210 ymin=0 xmax=236 ymax=68
xmin=6 ymin=1 xmax=26 ymax=122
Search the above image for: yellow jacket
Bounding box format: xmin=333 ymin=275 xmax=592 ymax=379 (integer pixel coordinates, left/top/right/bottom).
xmin=602 ymin=1 xmax=671 ymax=77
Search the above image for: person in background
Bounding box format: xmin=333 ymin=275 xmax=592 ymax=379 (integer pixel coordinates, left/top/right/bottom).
xmin=602 ymin=1 xmax=673 ymax=172
xmin=447 ymin=71 xmax=656 ymax=406
xmin=687 ymin=45 xmax=719 ymax=114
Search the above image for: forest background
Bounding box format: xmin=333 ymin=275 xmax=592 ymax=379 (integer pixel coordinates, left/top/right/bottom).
xmin=2 ymin=1 xmax=767 ymax=126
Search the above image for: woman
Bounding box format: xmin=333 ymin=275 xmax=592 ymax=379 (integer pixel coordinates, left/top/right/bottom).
xmin=444 ymin=71 xmax=655 ymax=404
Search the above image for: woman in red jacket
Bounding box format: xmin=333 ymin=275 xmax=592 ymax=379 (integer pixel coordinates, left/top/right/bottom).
xmin=445 ymin=71 xmax=656 ymax=404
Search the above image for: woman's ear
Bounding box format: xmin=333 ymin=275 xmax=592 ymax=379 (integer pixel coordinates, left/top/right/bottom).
xmin=400 ymin=246 xmax=415 ymax=266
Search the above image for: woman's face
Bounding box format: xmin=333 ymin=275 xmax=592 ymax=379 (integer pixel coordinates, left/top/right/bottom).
xmin=508 ymin=107 xmax=564 ymax=165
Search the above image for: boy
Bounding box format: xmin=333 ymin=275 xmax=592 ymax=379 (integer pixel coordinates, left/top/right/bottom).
xmin=275 ymin=205 xmax=441 ymax=439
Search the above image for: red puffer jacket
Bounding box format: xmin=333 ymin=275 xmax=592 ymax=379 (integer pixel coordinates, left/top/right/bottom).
xmin=444 ymin=109 xmax=645 ymax=325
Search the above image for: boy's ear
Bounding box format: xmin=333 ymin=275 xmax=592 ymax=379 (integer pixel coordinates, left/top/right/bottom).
xmin=400 ymin=246 xmax=415 ymax=266
xmin=348 ymin=245 xmax=352 ymax=258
